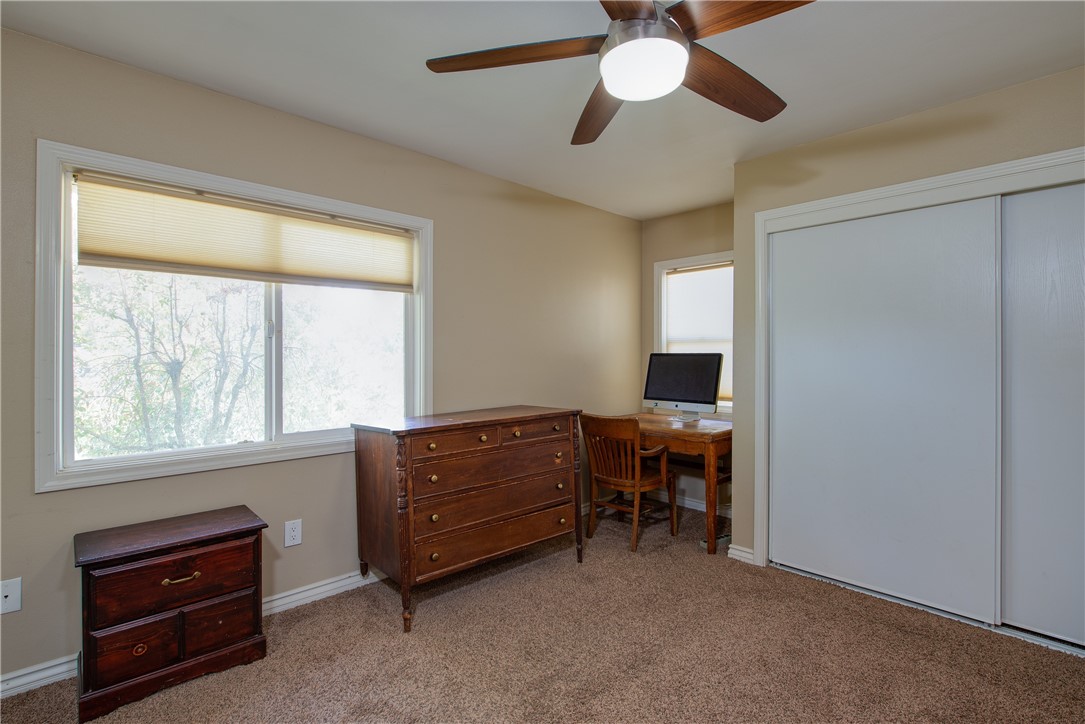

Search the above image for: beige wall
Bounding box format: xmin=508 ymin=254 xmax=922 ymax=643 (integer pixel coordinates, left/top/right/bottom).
xmin=0 ymin=31 xmax=642 ymax=674
xmin=639 ymin=204 xmax=733 ymax=505
xmin=639 ymin=203 xmax=734 ymax=374
xmin=729 ymin=66 xmax=1085 ymax=551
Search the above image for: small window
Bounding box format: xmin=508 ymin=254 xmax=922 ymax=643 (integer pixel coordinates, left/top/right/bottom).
xmin=654 ymin=252 xmax=734 ymax=413
xmin=36 ymin=141 xmax=432 ymax=491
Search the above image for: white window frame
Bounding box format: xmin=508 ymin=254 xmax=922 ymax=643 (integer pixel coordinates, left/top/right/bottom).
xmin=35 ymin=140 xmax=433 ymax=492
xmin=652 ymin=250 xmax=734 ymax=420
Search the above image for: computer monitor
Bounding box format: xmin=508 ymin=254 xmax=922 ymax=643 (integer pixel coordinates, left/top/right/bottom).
xmin=642 ymin=352 xmax=723 ymax=422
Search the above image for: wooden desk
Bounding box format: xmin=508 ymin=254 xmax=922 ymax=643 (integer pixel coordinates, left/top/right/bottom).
xmin=636 ymin=413 xmax=733 ymax=554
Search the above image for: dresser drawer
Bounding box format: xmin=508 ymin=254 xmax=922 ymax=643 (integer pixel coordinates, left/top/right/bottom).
xmin=89 ymin=536 xmax=257 ymax=630
xmin=502 ymin=416 xmax=571 ymax=444
xmin=182 ymin=589 xmax=259 ymax=658
xmin=90 ymin=612 xmax=181 ymax=689
xmin=413 ymin=442 xmax=570 ymax=499
xmin=414 ymin=471 xmax=572 ymax=540
xmin=411 ymin=426 xmax=500 ymax=459
xmin=415 ymin=503 xmax=576 ymax=580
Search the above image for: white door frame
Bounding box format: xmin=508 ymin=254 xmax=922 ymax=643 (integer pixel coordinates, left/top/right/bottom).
xmin=751 ymin=147 xmax=1085 ymax=568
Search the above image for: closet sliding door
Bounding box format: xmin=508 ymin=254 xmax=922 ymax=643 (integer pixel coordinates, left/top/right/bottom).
xmin=1001 ymin=183 xmax=1085 ymax=644
xmin=768 ymin=197 xmax=999 ymax=623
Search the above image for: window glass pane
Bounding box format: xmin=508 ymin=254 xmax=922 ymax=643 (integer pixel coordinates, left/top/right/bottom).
xmin=72 ymin=266 xmax=265 ymax=459
xmin=665 ymin=265 xmax=734 ymax=401
xmin=282 ymin=285 xmax=405 ymax=433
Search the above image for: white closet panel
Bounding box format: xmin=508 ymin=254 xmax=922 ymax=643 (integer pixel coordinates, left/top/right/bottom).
xmin=1001 ymin=183 xmax=1085 ymax=644
xmin=769 ymin=197 xmax=999 ymax=623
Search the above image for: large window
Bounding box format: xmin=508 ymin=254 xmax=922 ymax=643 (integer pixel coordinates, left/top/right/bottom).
xmin=654 ymin=252 xmax=733 ymax=415
xmin=36 ymin=141 xmax=432 ymax=491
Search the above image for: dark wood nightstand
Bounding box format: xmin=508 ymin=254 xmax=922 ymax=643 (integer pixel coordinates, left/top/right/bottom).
xmin=74 ymin=505 xmax=268 ymax=722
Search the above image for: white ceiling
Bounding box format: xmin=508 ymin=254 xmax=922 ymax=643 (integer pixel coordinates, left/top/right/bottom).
xmin=3 ymin=1 xmax=1083 ymax=219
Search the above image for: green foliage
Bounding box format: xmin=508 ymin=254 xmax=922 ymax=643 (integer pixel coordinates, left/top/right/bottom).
xmin=72 ymin=267 xmax=406 ymax=461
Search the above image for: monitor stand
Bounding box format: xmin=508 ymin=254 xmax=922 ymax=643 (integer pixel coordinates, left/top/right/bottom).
xmin=670 ymin=412 xmax=701 ymax=423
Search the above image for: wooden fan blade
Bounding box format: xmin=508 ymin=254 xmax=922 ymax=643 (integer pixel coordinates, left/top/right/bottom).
xmin=667 ymin=1 xmax=812 ymax=40
xmin=427 ymin=35 xmax=607 ymax=73
xmin=572 ymin=80 xmax=624 ymax=145
xmin=599 ymin=1 xmax=657 ymax=21
xmin=682 ymin=43 xmax=785 ymax=122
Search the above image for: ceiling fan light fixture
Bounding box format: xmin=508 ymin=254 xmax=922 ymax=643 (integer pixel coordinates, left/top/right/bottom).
xmin=599 ymin=15 xmax=689 ymax=102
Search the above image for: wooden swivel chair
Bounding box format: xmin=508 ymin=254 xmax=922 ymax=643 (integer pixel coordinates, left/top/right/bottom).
xmin=580 ymin=413 xmax=678 ymax=552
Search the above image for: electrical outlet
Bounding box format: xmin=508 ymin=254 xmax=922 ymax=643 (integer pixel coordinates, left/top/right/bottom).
xmin=1 ymin=578 xmax=22 ymax=614
xmin=285 ymin=519 xmax=302 ymax=547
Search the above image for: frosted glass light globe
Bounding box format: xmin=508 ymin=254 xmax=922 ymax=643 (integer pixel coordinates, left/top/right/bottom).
xmin=599 ymin=36 xmax=689 ymax=102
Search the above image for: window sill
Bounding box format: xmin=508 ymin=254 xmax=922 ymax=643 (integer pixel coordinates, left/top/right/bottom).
xmin=36 ymin=432 xmax=355 ymax=493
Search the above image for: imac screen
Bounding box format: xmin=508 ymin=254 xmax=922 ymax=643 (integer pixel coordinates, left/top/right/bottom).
xmin=643 ymin=353 xmax=723 ymax=407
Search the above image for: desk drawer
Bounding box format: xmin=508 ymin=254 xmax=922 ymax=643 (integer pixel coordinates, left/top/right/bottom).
xmin=89 ymin=536 xmax=257 ymax=630
xmin=411 ymin=427 xmax=500 ymax=459
xmin=502 ymin=416 xmax=571 ymax=444
xmin=414 ymin=471 xmax=572 ymax=539
xmin=415 ymin=503 xmax=576 ymax=580
xmin=90 ymin=612 xmax=181 ymax=689
xmin=413 ymin=442 xmax=570 ymax=499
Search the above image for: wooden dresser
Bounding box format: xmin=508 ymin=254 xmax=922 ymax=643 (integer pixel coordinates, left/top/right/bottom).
xmin=352 ymin=405 xmax=582 ymax=631
xmin=73 ymin=506 xmax=267 ymax=721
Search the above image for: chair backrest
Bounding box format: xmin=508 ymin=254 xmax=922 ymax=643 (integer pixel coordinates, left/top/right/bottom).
xmin=579 ymin=413 xmax=642 ymax=483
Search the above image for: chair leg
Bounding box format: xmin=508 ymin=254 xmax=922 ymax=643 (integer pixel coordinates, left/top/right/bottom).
xmin=587 ymin=479 xmax=598 ymax=538
xmin=630 ymin=489 xmax=642 ymax=552
xmin=668 ymin=474 xmax=678 ymax=536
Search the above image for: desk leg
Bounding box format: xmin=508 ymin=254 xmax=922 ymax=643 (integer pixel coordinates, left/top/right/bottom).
xmin=705 ymin=442 xmax=719 ymax=554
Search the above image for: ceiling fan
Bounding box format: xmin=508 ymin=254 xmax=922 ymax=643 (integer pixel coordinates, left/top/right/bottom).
xmin=426 ymin=0 xmax=813 ymax=145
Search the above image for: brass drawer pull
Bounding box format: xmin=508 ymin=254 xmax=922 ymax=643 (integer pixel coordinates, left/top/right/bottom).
xmin=161 ymin=571 xmax=201 ymax=586
xmin=427 ymin=442 xmax=437 ymax=451
xmin=556 ymin=482 xmax=564 ymax=490
xmin=430 ymin=513 xmax=440 ymax=522
xmin=553 ymin=424 xmax=561 ymax=432
xmin=555 ymin=451 xmax=563 ymax=459
xmin=429 ymin=474 xmax=439 ymax=483
xmin=559 ymin=518 xmax=567 ymax=525
xmin=430 ymin=552 xmax=440 ymax=562
xmin=479 ymin=434 xmax=488 ymax=442
xmin=513 ymin=430 xmax=521 ymax=438
xmin=132 ymin=643 xmax=148 ymax=657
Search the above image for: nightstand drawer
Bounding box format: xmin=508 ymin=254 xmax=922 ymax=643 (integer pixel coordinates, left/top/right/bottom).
xmin=90 ymin=612 xmax=181 ymax=689
xmin=414 ymin=471 xmax=572 ymax=539
xmin=413 ymin=441 xmax=570 ymax=499
xmin=182 ymin=589 xmax=259 ymax=658
xmin=89 ymin=536 xmax=257 ymax=630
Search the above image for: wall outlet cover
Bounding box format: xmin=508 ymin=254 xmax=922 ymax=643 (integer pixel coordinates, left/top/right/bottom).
xmin=1 ymin=577 xmax=23 ymax=614
xmin=285 ymin=519 xmax=302 ymax=547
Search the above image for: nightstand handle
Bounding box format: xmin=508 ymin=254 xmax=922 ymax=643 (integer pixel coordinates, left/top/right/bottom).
xmin=161 ymin=571 xmax=201 ymax=586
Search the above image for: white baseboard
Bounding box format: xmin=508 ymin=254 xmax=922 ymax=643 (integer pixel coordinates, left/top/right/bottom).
xmin=637 ymin=490 xmax=733 ymax=517
xmin=727 ymin=544 xmax=755 ymax=564
xmin=1 ymin=568 xmax=383 ymax=698
xmin=261 ymin=569 xmax=382 ymax=615
xmin=0 ymin=654 xmax=79 ymax=698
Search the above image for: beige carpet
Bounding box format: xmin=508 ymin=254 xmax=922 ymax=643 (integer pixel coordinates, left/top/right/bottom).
xmin=4 ymin=509 xmax=1084 ymax=723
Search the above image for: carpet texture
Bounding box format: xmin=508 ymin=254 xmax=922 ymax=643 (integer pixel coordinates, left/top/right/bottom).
xmin=4 ymin=509 xmax=1084 ymax=723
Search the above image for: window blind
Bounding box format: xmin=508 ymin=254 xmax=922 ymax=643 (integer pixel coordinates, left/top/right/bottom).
xmin=664 ymin=262 xmax=734 ymax=401
xmin=74 ymin=173 xmax=415 ymax=291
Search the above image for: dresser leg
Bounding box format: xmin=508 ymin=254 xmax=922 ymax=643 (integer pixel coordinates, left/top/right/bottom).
xmin=401 ymin=586 xmax=412 ymax=632
xmin=360 ymin=560 xmax=369 ymax=577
